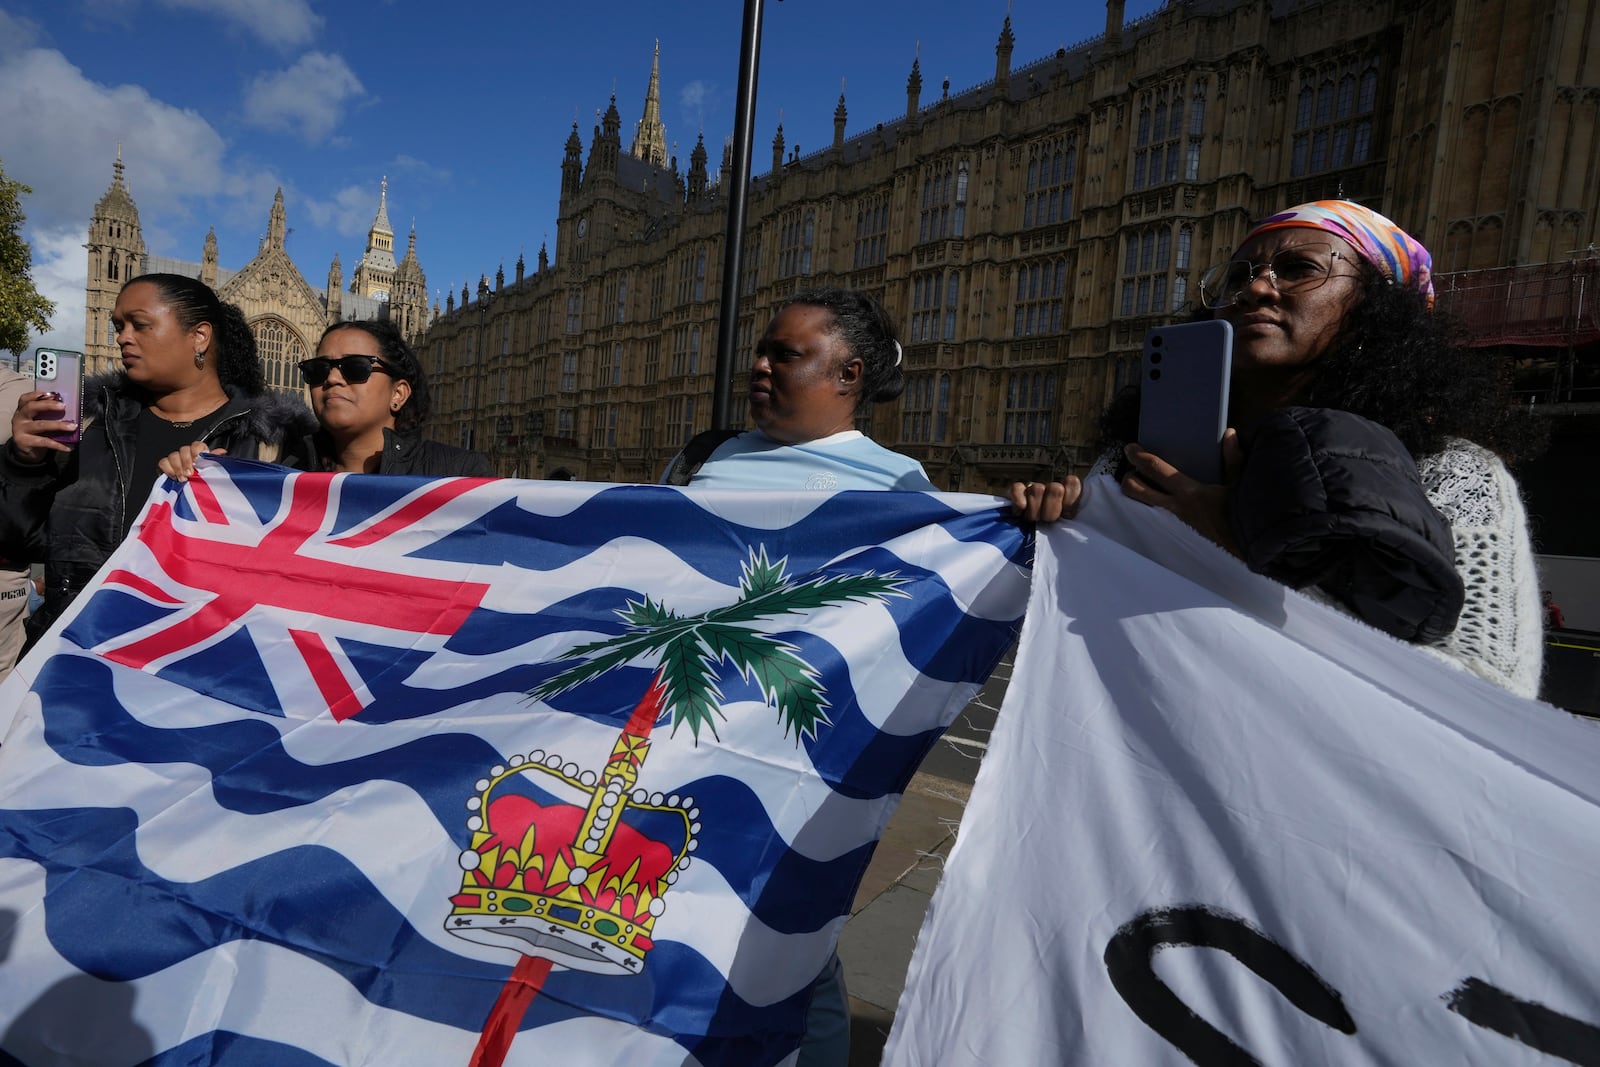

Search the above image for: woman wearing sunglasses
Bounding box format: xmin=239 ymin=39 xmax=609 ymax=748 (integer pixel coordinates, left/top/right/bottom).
xmin=1012 ymin=201 xmax=1542 ymax=697
xmin=293 ymin=320 xmax=491 ymax=476
xmin=163 ymin=319 xmax=491 ymax=480
xmin=2 ymin=273 xmax=317 ymax=644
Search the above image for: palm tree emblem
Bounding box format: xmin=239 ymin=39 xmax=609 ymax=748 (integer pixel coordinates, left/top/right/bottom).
xmin=462 ymin=547 xmax=907 ymax=1066
xmin=533 ymin=546 xmax=908 ymax=740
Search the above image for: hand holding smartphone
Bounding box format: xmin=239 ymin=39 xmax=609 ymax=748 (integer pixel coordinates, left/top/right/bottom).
xmin=1136 ymin=321 xmax=1233 ymax=485
xmin=31 ymin=347 xmax=85 ymax=447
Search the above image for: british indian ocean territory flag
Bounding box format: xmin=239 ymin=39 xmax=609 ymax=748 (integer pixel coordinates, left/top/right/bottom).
xmin=0 ymin=457 xmax=1031 ymax=1067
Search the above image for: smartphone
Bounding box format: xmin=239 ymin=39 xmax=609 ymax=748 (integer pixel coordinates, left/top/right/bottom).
xmin=1137 ymin=320 xmax=1232 ymax=484
xmin=32 ymin=347 xmax=85 ymax=445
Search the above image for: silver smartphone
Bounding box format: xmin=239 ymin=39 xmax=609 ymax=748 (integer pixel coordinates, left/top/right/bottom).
xmin=1137 ymin=320 xmax=1232 ymax=484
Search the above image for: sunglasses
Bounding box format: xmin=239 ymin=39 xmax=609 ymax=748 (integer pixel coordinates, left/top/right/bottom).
xmin=298 ymin=355 xmax=399 ymax=386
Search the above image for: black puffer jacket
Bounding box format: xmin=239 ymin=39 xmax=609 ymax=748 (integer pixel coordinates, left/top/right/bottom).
xmin=1230 ymin=406 xmax=1464 ymax=643
xmin=296 ymin=427 xmax=495 ymax=478
xmin=0 ymin=374 xmax=317 ymax=641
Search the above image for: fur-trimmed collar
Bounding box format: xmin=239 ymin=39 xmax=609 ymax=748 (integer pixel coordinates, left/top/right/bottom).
xmin=84 ymin=371 xmax=317 ymax=447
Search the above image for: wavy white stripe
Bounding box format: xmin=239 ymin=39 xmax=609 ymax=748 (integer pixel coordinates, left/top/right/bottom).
xmin=0 ymin=858 xmax=707 ymax=1067
xmin=0 ymin=693 xmax=868 ymax=1004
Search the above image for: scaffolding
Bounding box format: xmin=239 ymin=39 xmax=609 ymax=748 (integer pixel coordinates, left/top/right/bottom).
xmin=1436 ymin=254 xmax=1600 ymax=405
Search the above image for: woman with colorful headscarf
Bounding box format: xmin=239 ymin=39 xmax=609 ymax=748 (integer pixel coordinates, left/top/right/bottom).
xmin=1013 ymin=199 xmax=1542 ymax=696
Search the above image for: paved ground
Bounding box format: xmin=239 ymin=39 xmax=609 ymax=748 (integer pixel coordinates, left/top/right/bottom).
xmin=836 ymin=649 xmax=1015 ymax=1065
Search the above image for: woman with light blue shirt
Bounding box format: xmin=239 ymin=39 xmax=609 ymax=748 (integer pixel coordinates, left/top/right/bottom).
xmin=663 ymin=287 xmax=930 ymax=1065
xmin=665 ymin=288 xmax=936 ymax=492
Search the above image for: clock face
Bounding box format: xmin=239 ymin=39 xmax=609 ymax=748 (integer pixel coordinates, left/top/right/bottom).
xmin=577 ymin=217 xmax=589 ymax=238
xmin=374 ymin=289 xmax=389 ymax=302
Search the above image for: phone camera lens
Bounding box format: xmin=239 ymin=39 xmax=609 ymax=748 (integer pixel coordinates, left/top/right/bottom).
xmin=1149 ymin=369 xmax=1162 ymax=381
xmin=1151 ymin=336 xmax=1164 ymax=348
xmin=1149 ymin=352 xmax=1163 ymax=365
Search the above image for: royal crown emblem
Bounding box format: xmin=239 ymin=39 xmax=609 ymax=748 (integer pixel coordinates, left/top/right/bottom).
xmin=446 ymin=675 xmax=697 ymax=975
xmin=450 ymin=548 xmax=907 ymax=1066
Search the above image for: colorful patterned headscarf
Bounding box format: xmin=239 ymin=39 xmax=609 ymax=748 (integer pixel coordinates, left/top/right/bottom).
xmin=1244 ymin=200 xmax=1434 ymax=304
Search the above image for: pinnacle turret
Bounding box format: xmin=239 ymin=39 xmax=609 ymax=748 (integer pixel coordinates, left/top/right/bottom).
xmin=631 ymin=41 xmax=669 ymax=167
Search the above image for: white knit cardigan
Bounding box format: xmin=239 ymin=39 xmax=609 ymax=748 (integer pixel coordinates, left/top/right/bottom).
xmin=1414 ymin=440 xmax=1543 ymax=698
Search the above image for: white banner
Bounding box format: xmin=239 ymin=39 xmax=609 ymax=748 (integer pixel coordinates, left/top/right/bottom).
xmin=887 ymin=478 xmax=1600 ymax=1066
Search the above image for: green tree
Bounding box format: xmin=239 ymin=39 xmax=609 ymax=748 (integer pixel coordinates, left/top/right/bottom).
xmin=0 ymin=158 xmax=56 ymax=359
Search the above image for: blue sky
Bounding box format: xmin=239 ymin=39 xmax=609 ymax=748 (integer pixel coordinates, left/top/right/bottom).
xmin=2 ymin=0 xmax=1162 ymax=356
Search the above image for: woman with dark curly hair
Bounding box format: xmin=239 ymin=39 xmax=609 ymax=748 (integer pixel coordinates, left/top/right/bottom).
xmin=1012 ymin=201 xmax=1542 ymax=696
xmin=163 ymin=318 xmax=491 ymax=479
xmin=291 ymin=319 xmax=490 ymax=476
xmin=2 ymin=272 xmax=316 ymax=643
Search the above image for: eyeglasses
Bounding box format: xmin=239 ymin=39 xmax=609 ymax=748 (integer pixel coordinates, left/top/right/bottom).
xmin=1198 ymin=244 xmax=1351 ymax=309
xmin=298 ymin=355 xmax=398 ymax=386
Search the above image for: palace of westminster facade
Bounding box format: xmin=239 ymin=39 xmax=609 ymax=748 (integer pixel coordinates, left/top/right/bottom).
xmin=83 ymin=0 xmax=1597 ymax=492
xmin=83 ymin=161 xmax=430 ymax=391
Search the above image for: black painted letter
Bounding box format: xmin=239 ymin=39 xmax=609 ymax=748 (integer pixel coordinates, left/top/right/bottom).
xmin=1104 ymin=905 xmax=1355 ymax=1066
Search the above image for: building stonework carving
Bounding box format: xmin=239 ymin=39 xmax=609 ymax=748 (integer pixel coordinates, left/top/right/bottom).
xmin=82 ymin=170 xmax=431 ymax=393
xmin=422 ymin=0 xmax=1597 ymax=489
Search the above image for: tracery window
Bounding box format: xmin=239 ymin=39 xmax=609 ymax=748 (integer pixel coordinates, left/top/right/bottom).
xmin=1013 ymin=259 xmax=1067 ymax=337
xmin=1117 ymin=223 xmax=1194 ymax=317
xmin=854 ymin=193 xmax=890 ymax=269
xmin=911 ymin=270 xmax=960 ymax=343
xmin=901 ymin=372 xmax=950 ymax=444
xmin=1024 ymin=138 xmax=1076 ymax=228
xmin=918 ymin=160 xmax=968 ymax=243
xmin=1133 ymin=79 xmax=1205 ymax=190
xmin=1291 ymin=59 xmax=1380 ymax=176
xmin=1004 ymin=371 xmax=1055 ymax=445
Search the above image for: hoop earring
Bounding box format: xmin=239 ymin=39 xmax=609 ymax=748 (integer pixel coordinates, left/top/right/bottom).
xmin=194 ymin=350 xmax=206 ymax=369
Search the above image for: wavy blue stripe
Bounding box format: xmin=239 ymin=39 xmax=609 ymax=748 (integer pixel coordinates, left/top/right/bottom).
xmin=381 ymin=482 xmax=1030 ymax=583
xmin=31 ymin=659 xmax=890 ymax=931
xmin=0 ymin=805 xmax=813 ymax=1064
xmin=142 ymin=1033 xmax=341 ymax=1067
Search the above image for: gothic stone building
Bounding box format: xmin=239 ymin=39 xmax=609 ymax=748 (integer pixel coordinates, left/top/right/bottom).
xmin=421 ymin=0 xmax=1598 ymax=490
xmin=83 ymin=160 xmax=431 ymax=392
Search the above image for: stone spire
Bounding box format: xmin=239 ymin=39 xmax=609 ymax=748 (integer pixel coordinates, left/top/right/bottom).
xmin=267 ymin=188 xmax=287 ymax=249
xmin=515 ymin=251 xmax=526 ymax=284
xmin=373 ymin=176 xmax=393 ymax=234
xmin=1105 ymin=0 xmax=1126 ymax=52
xmin=352 ymin=178 xmax=398 ymax=299
xmin=995 ymin=15 xmax=1015 ymax=91
xmin=394 ymin=223 xmax=427 ymax=339
xmin=201 ymin=227 xmax=218 ymax=287
xmin=906 ymin=55 xmax=923 ymax=119
xmin=833 ymin=87 xmax=848 ymax=149
xmin=631 ymin=40 xmax=669 ymax=167
xmin=589 ymin=96 xmax=623 ymax=174
xmin=688 ymin=132 xmax=709 ymax=200
xmin=562 ymin=123 xmax=584 ymax=196
xmin=326 ymin=252 xmax=343 ymax=323
xmin=84 ymin=146 xmax=147 ymax=374
xmin=771 ymin=122 xmax=785 ymax=174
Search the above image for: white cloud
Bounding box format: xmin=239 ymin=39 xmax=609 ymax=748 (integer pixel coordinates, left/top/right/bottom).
xmin=301 ymin=183 xmax=381 ymax=240
xmin=75 ymin=0 xmax=321 ymax=48
xmin=389 ymin=154 xmax=452 ymax=187
xmin=0 ymin=10 xmax=44 ymax=57
xmin=0 ymin=44 xmax=287 ymax=353
xmin=242 ymin=52 xmax=365 ymax=142
xmin=22 ymin=225 xmax=91 ymax=357
xmin=679 ymin=79 xmax=714 ymax=131
xmin=0 ymin=47 xmax=230 ymax=232
xmin=162 ymin=0 xmax=322 ymax=48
